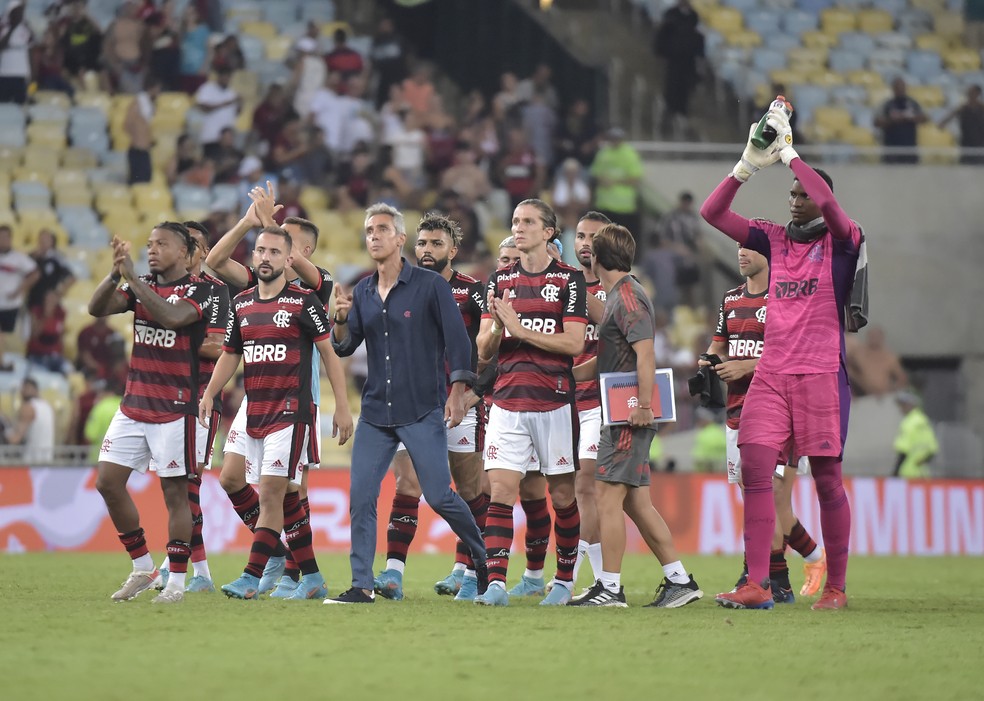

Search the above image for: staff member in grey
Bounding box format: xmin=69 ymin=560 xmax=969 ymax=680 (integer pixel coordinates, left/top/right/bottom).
xmin=326 ymin=203 xmax=488 ymax=604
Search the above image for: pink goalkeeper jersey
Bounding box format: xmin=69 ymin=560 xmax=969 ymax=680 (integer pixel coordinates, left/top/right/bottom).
xmin=745 ymin=219 xmax=861 ymax=374
xmin=699 ymin=159 xmax=862 ymax=375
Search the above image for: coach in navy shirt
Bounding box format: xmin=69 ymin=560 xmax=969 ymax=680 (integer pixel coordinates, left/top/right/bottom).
xmin=327 ymin=203 xmax=488 ymax=604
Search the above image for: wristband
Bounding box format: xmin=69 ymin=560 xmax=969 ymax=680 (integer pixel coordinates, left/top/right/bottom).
xmin=110 ymin=272 xmax=122 ymax=283
xmin=639 ymin=405 xmax=651 ymax=409
xmin=332 ymin=314 xmax=347 ymax=325
xmin=490 ymin=321 xmax=503 ymax=336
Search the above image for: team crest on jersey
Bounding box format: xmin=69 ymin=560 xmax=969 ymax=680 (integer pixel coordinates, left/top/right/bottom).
xmin=541 ymin=284 xmax=560 ymax=303
xmin=486 ymin=444 xmax=499 ymax=460
xmin=273 ymin=309 xmax=292 ymax=328
xmin=755 ymin=306 xmax=767 ymax=323
xmin=808 ymin=243 xmax=824 ymax=263
xmin=166 ymin=294 xmax=181 ymax=304
xmin=100 ymin=438 xmax=112 ymax=453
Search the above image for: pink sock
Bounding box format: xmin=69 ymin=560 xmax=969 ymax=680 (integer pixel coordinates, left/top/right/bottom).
xmin=739 ymin=443 xmax=780 ymax=586
xmin=811 ymin=456 xmax=851 ymax=591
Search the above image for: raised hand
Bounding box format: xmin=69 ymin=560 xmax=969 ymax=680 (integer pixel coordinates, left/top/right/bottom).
xmin=333 ymin=284 xmax=353 ymax=323
xmin=732 ymin=123 xmax=780 ymax=183
xmin=249 ymin=180 xmax=284 ymax=227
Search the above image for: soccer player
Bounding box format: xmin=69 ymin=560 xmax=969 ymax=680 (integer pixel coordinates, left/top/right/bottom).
xmin=497 ymin=236 xmax=521 ymax=269
xmin=701 ymin=109 xmax=860 ymax=610
xmin=372 ymin=213 xmax=494 ymax=602
xmin=474 ymin=198 xmax=587 ymax=606
xmin=706 ymin=243 xmax=827 ymax=603
xmin=568 ymin=223 xmax=702 ymax=608
xmin=206 ymin=184 xmax=339 ymax=597
xmin=199 ymin=226 xmax=353 ymax=600
xmin=89 ymin=224 xmax=214 ymax=604
xmin=153 ymin=222 xmax=230 ymax=593
xmin=328 ymin=203 xmax=488 ymax=605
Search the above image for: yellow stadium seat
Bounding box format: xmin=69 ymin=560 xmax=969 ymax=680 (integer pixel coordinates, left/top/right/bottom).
xmin=943 ymin=48 xmax=982 ymax=72
xmin=909 ymin=0 xmax=946 ymax=13
xmin=857 ymin=10 xmax=893 ymax=35
xmin=231 ymin=71 xmax=259 ymax=101
xmin=934 ymin=12 xmax=966 ymax=39
xmin=26 ymin=123 xmax=67 ymax=149
xmin=22 ymin=220 xmax=68 ymax=248
xmin=0 ymin=145 xmax=22 ymax=170
xmin=813 ymin=106 xmax=854 ymax=134
xmin=13 ymin=168 xmax=53 ymax=186
xmin=787 ymin=48 xmax=828 ymax=72
xmin=240 ymin=20 xmax=277 ymax=39
xmin=820 ymin=8 xmax=857 ymax=35
xmin=918 ymin=124 xmax=957 ymax=164
xmin=703 ymin=7 xmax=743 ymax=33
xmin=299 ymin=186 xmax=329 ymax=212
xmin=235 ymin=101 xmax=256 ymax=132
xmin=908 ymin=85 xmax=945 ymax=109
xmin=94 ymin=187 xmax=134 ymax=214
xmin=320 ymin=21 xmax=354 ymax=38
xmin=52 ymin=170 xmax=88 ymax=189
xmin=839 ymin=125 xmax=878 ymax=147
xmin=403 ymin=209 xmax=422 ymax=237
xmin=801 ymin=31 xmax=838 ymax=50
xmin=74 ymin=90 xmax=113 ymax=115
xmin=23 ymin=145 xmax=60 ymax=170
xmin=310 ymin=211 xmax=350 ymax=251
xmin=54 ymin=186 xmax=92 ymax=208
xmin=32 ymin=90 xmax=72 ymax=110
xmin=867 ymin=84 xmax=892 ymax=107
xmin=177 ymin=208 xmax=209 ymax=224
xmin=131 ymin=183 xmax=173 ymax=210
xmin=690 ymin=0 xmax=719 ymax=11
xmin=770 ymin=69 xmax=811 ymax=89
xmin=847 ymin=70 xmax=884 ymax=88
xmin=151 ymin=111 xmax=187 ymax=134
xmin=139 ymin=209 xmax=179 ymax=226
xmin=725 ymin=30 xmax=762 ymax=48
xmin=156 ymin=91 xmax=192 ymax=115
xmin=915 ymin=33 xmax=950 ymax=52
xmin=265 ymin=35 xmax=293 ymax=62
xmin=808 ymin=71 xmax=846 ymax=87
xmin=61 ymin=147 xmax=99 ymax=170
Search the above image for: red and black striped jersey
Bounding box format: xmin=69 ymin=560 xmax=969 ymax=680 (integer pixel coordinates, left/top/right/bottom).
xmin=450 ymin=269 xmax=484 ymax=387
xmin=224 ymin=281 xmax=332 ymax=438
xmin=712 ymin=283 xmax=768 ymax=429
xmin=574 ymin=277 xmax=606 ymax=411
xmin=483 ymin=259 xmax=587 ymax=412
xmin=198 ymin=272 xmax=230 ymax=402
xmin=117 ymin=274 xmax=211 ymax=423
xmin=244 ymin=265 xmax=333 ymax=306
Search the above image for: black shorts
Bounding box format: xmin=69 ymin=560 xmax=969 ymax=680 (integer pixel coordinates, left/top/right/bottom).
xmin=595 ymin=425 xmax=655 ymax=488
xmin=0 ymin=307 xmax=20 ymax=333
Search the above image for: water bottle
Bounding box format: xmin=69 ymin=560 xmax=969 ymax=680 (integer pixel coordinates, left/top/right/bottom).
xmin=751 ymin=95 xmax=793 ymax=150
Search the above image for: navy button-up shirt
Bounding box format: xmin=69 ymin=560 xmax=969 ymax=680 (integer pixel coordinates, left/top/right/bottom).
xmin=331 ymin=259 xmax=475 ymax=427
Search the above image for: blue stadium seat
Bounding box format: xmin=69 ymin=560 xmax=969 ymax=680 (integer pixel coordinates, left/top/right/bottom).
xmin=722 ymin=0 xmax=760 ymax=11
xmin=751 ymin=48 xmax=788 ymax=74
xmin=790 ymin=84 xmax=830 ymax=124
xmin=239 ymin=35 xmax=266 ymax=66
xmin=830 ymin=84 xmax=869 ymax=105
xmin=262 ymin=0 xmax=300 ymax=24
xmin=782 ymin=10 xmax=820 ymax=36
xmin=840 ymin=32 xmax=877 ymax=54
xmin=0 ymin=129 xmax=26 ymax=147
xmin=897 ymin=9 xmax=934 ymax=36
xmin=797 ymin=0 xmax=835 ymax=11
xmin=870 ymin=0 xmax=908 ymax=13
xmin=211 ymin=184 xmax=240 ymax=213
xmin=906 ymin=50 xmax=944 ymax=82
xmin=875 ymin=32 xmax=914 ymax=50
xmin=172 ymin=184 xmax=212 ymax=212
xmin=829 ymin=49 xmax=867 ymax=73
xmin=745 ymin=10 xmax=782 ymax=36
xmin=300 ymin=2 xmax=335 ymax=22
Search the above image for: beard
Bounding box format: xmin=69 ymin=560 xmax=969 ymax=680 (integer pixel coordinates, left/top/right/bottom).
xmin=256 ymin=264 xmax=284 ymax=282
xmin=417 ymin=255 xmax=449 ymax=273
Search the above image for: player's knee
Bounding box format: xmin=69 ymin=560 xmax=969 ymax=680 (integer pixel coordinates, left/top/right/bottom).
xmin=95 ymin=466 xmax=125 ymax=499
xmin=219 ymin=466 xmax=245 ymax=494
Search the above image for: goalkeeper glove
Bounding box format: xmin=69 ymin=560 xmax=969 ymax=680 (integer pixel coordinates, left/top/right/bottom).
xmin=767 ymin=110 xmax=799 ymax=166
xmin=732 ymin=123 xmax=780 ymax=183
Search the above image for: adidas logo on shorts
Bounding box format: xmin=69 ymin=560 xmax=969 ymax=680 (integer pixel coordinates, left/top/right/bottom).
xmin=587 ymin=444 xmax=598 ymax=452
xmin=457 ymin=436 xmax=470 ymax=445
xmin=271 ymin=459 xmax=284 ymax=468
xmin=166 ymin=460 xmax=179 ymax=470
xmin=556 ymin=456 xmax=571 ymax=466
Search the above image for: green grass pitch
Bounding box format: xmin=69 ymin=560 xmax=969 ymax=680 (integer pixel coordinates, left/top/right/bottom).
xmin=1 ymin=553 xmax=982 ymax=700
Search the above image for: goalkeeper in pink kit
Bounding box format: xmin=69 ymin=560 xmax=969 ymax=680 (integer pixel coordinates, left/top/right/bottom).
xmin=700 ymin=108 xmax=861 ymax=610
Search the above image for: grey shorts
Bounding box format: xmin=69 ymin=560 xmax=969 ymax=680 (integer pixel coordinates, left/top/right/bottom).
xmin=595 ymin=425 xmax=655 ymax=488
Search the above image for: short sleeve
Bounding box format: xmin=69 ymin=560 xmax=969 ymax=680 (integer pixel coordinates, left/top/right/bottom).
xmin=312 ymin=267 xmax=334 ymax=305
xmin=207 ymin=283 xmax=231 ymax=334
xmin=299 ymin=293 xmax=331 ymax=342
xmin=481 ymin=275 xmax=499 ymax=318
xmin=614 ymin=287 xmax=655 ymax=345
xmin=712 ymin=297 xmax=727 ymax=342
xmin=179 ymin=281 xmax=212 ymax=320
xmin=223 ymin=306 xmax=243 ymax=354
xmin=563 ymin=271 xmax=587 ymax=324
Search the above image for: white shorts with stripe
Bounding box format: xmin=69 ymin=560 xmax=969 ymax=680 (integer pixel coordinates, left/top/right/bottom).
xmin=244 ymin=423 xmax=309 ymax=486
xmin=578 ymin=405 xmax=602 ymax=462
xmin=100 ymin=410 xmax=196 ymax=478
xmin=484 ymin=403 xmax=576 ymax=476
xmin=226 ymin=397 xmax=320 ymax=468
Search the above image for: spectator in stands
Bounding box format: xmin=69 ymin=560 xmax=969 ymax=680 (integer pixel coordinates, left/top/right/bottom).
xmin=402 ymin=62 xmax=436 ymax=118
xmin=460 ymin=89 xmax=490 ymax=132
xmin=28 ymin=228 xmax=74 ymax=309
xmin=211 ymin=35 xmax=244 ymax=73
xmin=655 ymin=191 xmax=704 ymax=307
xmin=308 ymin=70 xmax=349 ymax=155
xmin=102 ymin=0 xmax=146 ymax=94
xmin=0 ymin=224 xmax=38 ymax=370
xmin=522 ymin=91 xmax=557 ymax=168
xmin=27 ymin=288 xmax=70 ymax=375
xmin=252 ymin=84 xmax=297 ymax=150
xmin=70 ymin=370 xmax=101 ymax=446
xmin=939 ymin=84 xmax=984 ymax=165
xmin=290 ymin=36 xmax=326 ymax=118
xmin=0 ymin=0 xmax=33 ymax=104
xmin=166 ymin=133 xmax=214 ymax=186
xmin=654 ymin=0 xmax=705 ymax=140
xmin=846 ymin=325 xmax=908 ymax=398
xmin=498 ymin=127 xmax=542 ymax=210
xmin=178 ymin=3 xmax=211 ymax=94
xmin=369 ymin=16 xmax=407 ymax=108
xmin=271 ymin=116 xmax=324 ymax=184
xmin=590 ymin=126 xmax=643 ymax=242
xmin=6 ymin=378 xmax=54 ymax=464
xmin=195 ymin=65 xmax=241 ymax=160
xmin=145 ymin=11 xmax=180 ymax=91
xmin=876 ymin=77 xmax=927 ymax=165
xmin=556 ymin=97 xmax=598 ymax=169
xmin=335 ymin=74 xmax=377 ymax=160
xmin=374 ymin=144 xmax=415 ymax=208
xmin=439 ymin=140 xmax=492 ymax=207
xmin=36 ymin=25 xmax=73 ymax=95
xmin=335 ymin=144 xmax=374 ymax=212
xmin=325 ymin=27 xmax=364 ymax=90
xmin=516 ymin=63 xmax=559 ymax=112
xmin=75 ymin=316 xmax=126 ymax=379
xmin=552 ymin=158 xmax=591 ymax=232
xmin=425 ymin=109 xmax=457 ymax=179
xmin=385 ymin=108 xmax=428 ymax=190
xmin=493 ymin=71 xmax=522 ymax=125
xmin=892 ymin=390 xmax=938 ymax=479
xmin=209 ymin=126 xmax=244 ymax=183
xmin=272 ymin=180 xmax=308 ymax=225
xmin=641 ymin=231 xmax=679 ymax=317
xmin=124 ymin=76 xmax=160 ymax=184
xmin=59 ymin=0 xmax=102 ymax=82
xmin=435 ymin=189 xmax=482 ymax=262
